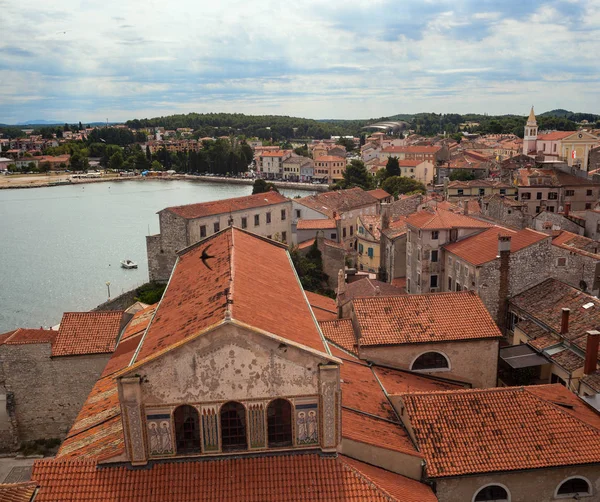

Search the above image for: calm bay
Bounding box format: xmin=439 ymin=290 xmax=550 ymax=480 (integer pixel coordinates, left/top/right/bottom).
xmin=0 ymin=179 xmax=314 ymax=333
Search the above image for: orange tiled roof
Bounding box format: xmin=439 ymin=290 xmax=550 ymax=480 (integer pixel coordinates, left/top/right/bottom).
xmin=444 ymin=226 xmax=548 ymax=265
xmin=353 ymin=292 xmax=501 ymax=346
xmin=405 ymin=208 xmax=491 ymax=230
xmin=304 ymin=291 xmax=337 ymax=322
xmin=259 ymin=150 xmax=291 ymax=157
xmin=552 ymin=230 xmax=600 ymax=259
xmin=52 ymin=311 xmax=124 ymax=357
xmin=367 ymin=188 xmax=391 ymax=200
xmin=295 ymin=188 xmax=378 ymax=219
xmin=296 ymin=218 xmax=337 ymax=230
xmin=134 ymin=228 xmax=329 ymax=363
xmin=382 ymin=146 xmax=440 ymax=154
xmin=320 ymin=319 xmax=357 ymax=355
xmin=0 ymin=482 xmax=37 ymax=502
xmin=373 ymin=366 xmax=464 ymax=394
xmin=341 ymin=278 xmax=404 ymax=306
xmin=119 ymin=303 xmax=157 ymax=341
xmin=32 ymin=454 xmax=423 ymax=501
xmin=163 ymin=191 xmax=289 ymax=220
xmin=537 ymin=131 xmax=574 ymax=141
xmin=582 ymin=370 xmax=600 ymax=392
xmin=401 ymin=385 xmax=600 ymax=478
xmin=314 ymin=155 xmax=346 ymax=162
xmin=0 ymin=328 xmax=56 ymax=346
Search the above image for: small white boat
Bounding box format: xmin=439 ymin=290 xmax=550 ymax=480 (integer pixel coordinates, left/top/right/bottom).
xmin=121 ymin=259 xmax=138 ymax=269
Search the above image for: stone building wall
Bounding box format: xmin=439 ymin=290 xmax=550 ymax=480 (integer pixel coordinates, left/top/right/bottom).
xmin=147 ymin=210 xmax=188 ymax=282
xmin=0 ymin=343 xmax=110 ymax=443
xmin=359 ymin=339 xmax=499 ymax=388
xmin=584 ymin=210 xmax=600 ymax=240
xmin=481 ymin=197 xmax=529 ymax=229
xmin=551 ymin=246 xmax=600 ymax=296
xmin=380 ymin=234 xmax=406 ymax=283
xmin=474 ymin=238 xmax=552 ymax=324
xmin=532 ymin=211 xmax=584 ymax=235
xmin=435 ymin=464 xmax=600 ymax=502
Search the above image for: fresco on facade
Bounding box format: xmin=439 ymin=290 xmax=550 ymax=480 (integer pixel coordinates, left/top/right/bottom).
xmin=146 ymin=413 xmax=174 ymax=456
xmin=295 ymin=402 xmax=318 ymax=445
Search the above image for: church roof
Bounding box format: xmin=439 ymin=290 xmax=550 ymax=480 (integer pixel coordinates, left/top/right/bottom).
xmin=527 ymin=106 xmax=537 ymax=125
xmin=132 ymin=227 xmax=331 ymax=364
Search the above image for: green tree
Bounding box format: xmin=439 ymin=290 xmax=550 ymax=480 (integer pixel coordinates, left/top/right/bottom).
xmin=336 ymin=159 xmax=373 ymax=190
xmin=289 ymin=240 xmax=334 ymax=297
xmin=375 ymin=168 xmax=388 ymax=186
xmin=449 ymin=170 xmax=476 ymax=181
xmin=385 ymin=156 xmax=400 ymax=177
xmin=336 ymin=137 xmax=355 ymax=152
xmin=151 ymin=160 xmax=163 ymax=171
xmin=382 ymin=176 xmax=426 ymax=198
xmin=108 ymin=151 xmax=124 ymax=171
xmin=69 ymin=151 xmax=88 ymax=171
xmin=252 ymin=179 xmax=279 ymax=194
xmin=294 ymin=144 xmax=309 ymax=157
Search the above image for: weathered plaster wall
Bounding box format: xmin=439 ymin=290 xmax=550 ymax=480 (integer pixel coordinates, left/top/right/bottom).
xmin=0 ymin=344 xmax=109 ymax=443
xmin=435 ymin=464 xmax=600 ymax=502
xmin=137 ymin=324 xmax=325 ymax=404
xmin=360 ymin=339 xmax=498 ymax=388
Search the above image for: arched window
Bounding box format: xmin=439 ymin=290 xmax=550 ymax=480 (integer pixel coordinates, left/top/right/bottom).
xmin=474 ymin=485 xmax=509 ymax=502
xmin=411 ymin=352 xmax=449 ymax=371
xmin=267 ymin=399 xmax=292 ymax=448
xmin=174 ymin=405 xmax=201 ymax=454
xmin=220 ymin=401 xmax=247 ymax=452
xmin=556 ymin=477 xmax=591 ymax=497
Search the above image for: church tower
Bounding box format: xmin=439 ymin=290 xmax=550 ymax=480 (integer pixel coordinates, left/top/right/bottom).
xmin=522 ymin=106 xmax=538 ymax=155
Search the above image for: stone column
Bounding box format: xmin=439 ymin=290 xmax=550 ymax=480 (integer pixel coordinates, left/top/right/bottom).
xmin=319 ymin=363 xmax=340 ymax=452
xmin=119 ymin=376 xmax=147 ymax=465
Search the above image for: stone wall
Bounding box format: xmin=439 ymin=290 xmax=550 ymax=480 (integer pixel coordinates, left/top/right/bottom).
xmin=532 ymin=211 xmax=584 ymax=235
xmin=147 ymin=210 xmax=188 ymax=283
xmin=0 ymin=343 xmax=110 ymax=444
xmin=584 ymin=210 xmax=600 ymax=240
xmin=359 ymin=339 xmax=499 ymax=389
xmin=551 ymin=245 xmax=600 ymax=296
xmin=435 ymin=464 xmax=600 ymax=502
xmin=481 ymin=197 xmax=529 ymax=229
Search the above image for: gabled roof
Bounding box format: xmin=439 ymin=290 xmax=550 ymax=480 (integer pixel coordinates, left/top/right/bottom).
xmin=0 ymin=482 xmax=37 ymax=502
xmin=341 ymin=278 xmax=404 ymax=306
xmin=314 ymin=155 xmax=346 ymax=162
xmin=537 ymin=131 xmax=575 ymax=141
xmin=133 ymin=228 xmax=329 ymax=364
xmin=405 ymin=208 xmax=491 ymax=230
xmin=400 ymin=384 xmax=600 ymax=478
xmin=305 ymin=291 xmax=337 ymax=322
xmin=552 ymin=230 xmax=600 ymax=259
xmin=444 ymin=226 xmax=548 ymax=266
xmin=259 ymin=149 xmax=291 ymax=157
xmin=163 ymin=191 xmax=289 ymax=220
xmin=32 ymin=453 xmax=434 ymax=502
xmin=52 ymin=311 xmax=124 ymax=357
xmin=353 ymin=292 xmax=501 ymax=346
xmin=0 ymin=328 xmax=56 ymax=346
xmin=367 ymin=188 xmax=391 ymax=200
xmin=294 ymin=188 xmax=378 ymax=219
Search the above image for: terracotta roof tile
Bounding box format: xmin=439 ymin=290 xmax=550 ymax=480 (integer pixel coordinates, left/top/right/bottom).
xmin=341 ymin=278 xmax=404 ymax=306
xmin=1 ymin=328 xmax=56 ymax=346
xmin=119 ymin=304 xmax=157 ymax=341
xmin=581 ymin=370 xmax=600 ymax=392
xmin=314 ymin=155 xmax=346 ymax=162
xmin=367 ymin=189 xmax=391 ymax=200
xmin=373 ymin=367 xmax=464 ymax=394
xmin=552 ymin=230 xmax=600 ymax=259
xmin=320 ymin=319 xmax=357 ymax=355
xmin=52 ymin=311 xmax=124 ymax=357
xmin=405 ymin=208 xmax=491 ymax=230
xmin=0 ymin=482 xmax=37 ymax=502
xmin=342 ymin=409 xmax=420 ymax=458
xmin=401 ymin=385 xmax=600 ymax=478
xmin=296 ymin=218 xmax=337 ymax=230
xmin=382 ymin=146 xmax=440 ymax=154
xmin=164 ymin=191 xmax=289 ymax=220
xmin=550 ymin=347 xmax=584 ymax=372
xmin=295 ymin=188 xmax=378 ymax=219
xmin=304 ymin=291 xmax=337 ymax=322
xmin=444 ymin=227 xmax=548 ymax=266
xmin=340 ymin=455 xmax=437 ymax=502
xmin=135 ymin=228 xmax=328 ymax=363
xmin=537 ymin=131 xmax=574 ymax=141
xmin=259 ymin=150 xmax=291 ymax=157
xmin=353 ymin=292 xmax=501 ymax=346
xmin=32 ymin=454 xmax=417 ymax=501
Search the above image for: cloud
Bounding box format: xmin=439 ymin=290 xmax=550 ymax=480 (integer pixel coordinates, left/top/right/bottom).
xmin=0 ymin=0 xmax=599 ymax=123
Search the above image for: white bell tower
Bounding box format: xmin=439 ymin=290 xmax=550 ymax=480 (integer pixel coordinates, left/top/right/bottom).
xmin=522 ymin=106 xmax=538 ymax=155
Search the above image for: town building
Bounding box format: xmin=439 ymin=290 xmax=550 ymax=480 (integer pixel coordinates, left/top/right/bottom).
xmin=443 ymin=227 xmax=551 ymax=326
xmin=282 ymin=155 xmax=313 ymax=182
xmin=0 ymin=311 xmax=129 ymax=449
xmin=480 ymin=194 xmax=529 ymax=229
xmin=379 ymin=145 xmax=442 ymax=164
xmin=313 ymin=155 xmax=346 ymax=184
xmin=445 ymin=180 xmax=517 ymax=199
xmin=507 ymin=279 xmax=600 ymax=398
xmin=356 ymin=215 xmax=381 ymax=273
xmin=379 ymin=215 xmax=408 ymax=284
xmin=292 ymin=188 xmax=379 ymax=252
xmin=255 ymin=150 xmax=292 ymax=179
xmin=336 ymin=275 xmax=404 ymax=317
xmin=367 ymin=188 xmax=393 ymax=205
xmin=397 ymin=384 xmax=600 ymax=502
xmin=515 ymin=168 xmax=600 ymax=214
xmin=551 ymin=230 xmax=600 ymax=296
xmin=405 ymin=208 xmax=491 ymax=295
xmin=146 ymin=191 xmax=292 ymax=282
xmin=532 ymin=207 xmax=586 ymax=234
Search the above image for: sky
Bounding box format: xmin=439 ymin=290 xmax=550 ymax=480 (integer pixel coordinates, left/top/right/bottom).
xmin=1 ymin=0 xmax=599 ymax=124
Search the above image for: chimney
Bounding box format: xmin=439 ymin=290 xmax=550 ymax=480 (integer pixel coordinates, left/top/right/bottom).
xmin=560 ymin=308 xmax=570 ymax=335
xmin=463 ymin=202 xmax=469 ymax=216
xmin=332 ymin=210 xmax=337 ymax=219
xmin=584 ymin=330 xmax=600 ymax=375
xmin=381 ymin=204 xmax=390 ymax=231
xmin=374 ymin=286 xmax=381 ymax=296
xmin=336 ymin=269 xmax=346 ymax=319
xmin=564 ymin=203 xmax=571 ymax=217
xmin=496 ymin=235 xmax=512 ymax=334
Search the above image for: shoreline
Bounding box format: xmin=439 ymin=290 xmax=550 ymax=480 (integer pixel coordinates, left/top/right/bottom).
xmin=0 ymin=174 xmax=329 ymax=192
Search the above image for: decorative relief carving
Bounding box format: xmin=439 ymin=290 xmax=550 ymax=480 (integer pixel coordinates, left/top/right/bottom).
xmin=201 ymin=406 xmax=219 ymax=452
xmin=248 ymin=403 xmax=266 ymax=449
xmin=125 ymin=404 xmax=146 ymax=462
xmin=321 ymin=381 xmax=337 ymax=448
xmin=146 ymin=412 xmax=174 ymax=456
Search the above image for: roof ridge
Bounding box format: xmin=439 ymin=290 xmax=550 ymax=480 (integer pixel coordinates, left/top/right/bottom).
xmin=400 ymin=386 xmax=525 ymax=398
xmin=228 ymin=227 xmax=235 ymax=319
xmin=338 ymin=458 xmax=399 ymax=502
